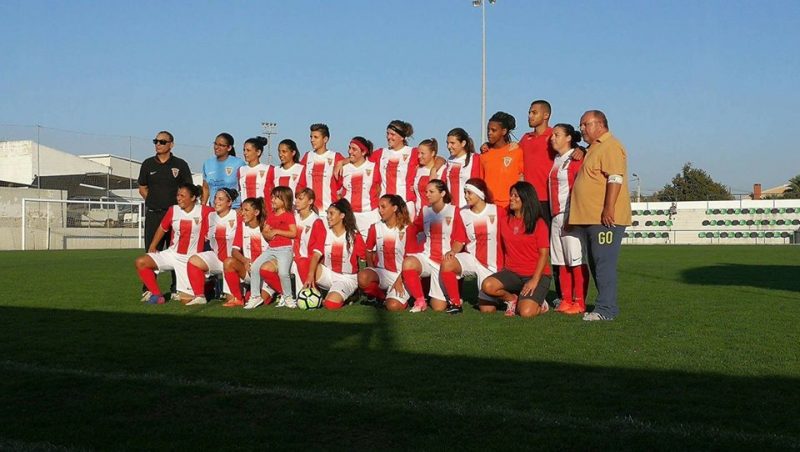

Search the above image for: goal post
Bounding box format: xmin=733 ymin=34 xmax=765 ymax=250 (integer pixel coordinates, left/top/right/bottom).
xmin=21 ymin=198 xmax=144 ymax=251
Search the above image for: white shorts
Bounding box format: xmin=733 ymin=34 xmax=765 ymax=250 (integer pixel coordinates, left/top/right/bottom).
xmin=394 ymin=253 xmax=445 ymax=302
xmin=454 ymin=253 xmax=495 ymax=301
xmin=550 ymin=213 xmax=586 ymax=266
xmin=148 ymin=249 xmax=191 ymax=295
xmin=361 ymin=267 xmax=406 ymax=303
xmin=195 ymin=251 xmax=224 ymax=275
xmin=316 ymin=264 xmax=359 ymax=300
xmin=354 ymin=210 xmax=380 ymax=239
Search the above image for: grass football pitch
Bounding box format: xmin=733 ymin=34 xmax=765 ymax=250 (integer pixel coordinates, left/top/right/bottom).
xmin=0 ymin=246 xmax=798 ymax=450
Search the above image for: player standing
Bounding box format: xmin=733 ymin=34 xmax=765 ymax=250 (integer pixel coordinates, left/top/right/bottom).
xmin=444 ymin=128 xmax=483 ymax=209
xmin=267 ymin=139 xmax=303 ymax=193
xmin=202 ymin=132 xmax=245 ymax=208
xmin=296 ymin=124 xmax=345 ymax=211
xmin=336 ymin=136 xmax=381 ymax=238
xmin=237 ymin=137 xmax=273 ymax=201
xmin=548 ymin=124 xmax=589 ymax=315
xmin=479 ymin=112 xmax=524 ymax=208
xmin=411 ymin=138 xmax=446 ymax=216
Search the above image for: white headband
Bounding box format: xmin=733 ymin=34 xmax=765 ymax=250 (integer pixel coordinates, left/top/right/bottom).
xmin=464 ymin=183 xmax=485 ymax=200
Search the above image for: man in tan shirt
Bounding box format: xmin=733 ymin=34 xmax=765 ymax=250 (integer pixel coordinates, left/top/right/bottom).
xmin=569 ymin=110 xmax=631 ymax=321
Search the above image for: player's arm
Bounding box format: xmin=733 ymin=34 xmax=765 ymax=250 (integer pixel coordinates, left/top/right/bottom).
xmin=602 ymin=178 xmax=622 ymax=227
xmin=138 ymin=185 xmax=148 ymax=200
xmin=148 ymin=226 xmax=168 ymax=253
xmin=201 ymin=180 xmax=210 ymax=206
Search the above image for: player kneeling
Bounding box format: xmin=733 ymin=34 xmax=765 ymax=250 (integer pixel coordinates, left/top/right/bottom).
xmin=303 ymin=199 xmax=366 ymax=310
xmin=220 ymin=197 xmax=268 ymax=309
xmin=439 ymin=178 xmax=504 ymax=315
xmin=184 ymin=188 xmax=239 ymax=306
xmin=134 ymin=183 xmax=213 ymax=304
xmin=399 ymin=180 xmax=467 ymax=313
xmin=481 ymin=182 xmax=551 ymax=318
xmin=358 ymin=194 xmax=419 ymax=311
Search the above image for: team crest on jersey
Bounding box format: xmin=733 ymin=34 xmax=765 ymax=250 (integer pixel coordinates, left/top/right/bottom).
xmin=503 ymin=157 xmax=512 ymax=167
xmin=229 ymin=220 xmax=235 ymax=228
xmin=402 ymin=154 xmax=409 ymax=161
xmin=327 ymin=158 xmax=333 ymax=165
xmin=445 ymin=216 xmax=452 ymax=226
xmin=399 ymin=231 xmax=405 ymax=241
xmin=225 ymin=167 xmax=234 ymax=176
xmin=489 ymin=214 xmax=496 ymax=224
xmin=171 ymin=168 xmax=180 ymax=178
xmin=259 ymin=170 xmax=265 ymax=177
xmin=194 ymin=217 xmax=200 ymax=225
xmin=291 ymin=174 xmax=298 ymax=180
xmin=366 ymin=169 xmax=372 ymax=176
xmin=305 ymin=225 xmax=311 ymax=233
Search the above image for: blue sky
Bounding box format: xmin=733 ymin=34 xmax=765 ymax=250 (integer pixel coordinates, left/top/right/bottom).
xmin=2 ymin=0 xmax=799 ymax=195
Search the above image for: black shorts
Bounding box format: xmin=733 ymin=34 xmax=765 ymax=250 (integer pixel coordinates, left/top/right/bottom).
xmin=490 ymin=269 xmax=552 ymax=304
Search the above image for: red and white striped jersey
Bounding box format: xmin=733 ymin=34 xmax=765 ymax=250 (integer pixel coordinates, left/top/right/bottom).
xmin=237 ymin=163 xmax=272 ymax=200
xmin=294 ymin=211 xmax=326 ymax=258
xmin=297 ymin=151 xmax=345 ymax=210
xmin=412 ymin=164 xmax=445 ymax=213
xmin=444 ymin=153 xmax=483 ymax=209
xmin=461 ymin=204 xmax=505 ymax=272
xmin=268 ymin=163 xmax=303 ymax=193
xmin=365 ymin=221 xmax=420 ymax=273
xmin=323 ymin=228 xmax=366 ymax=275
xmin=207 ymin=209 xmax=238 ymax=261
xmin=371 ymin=146 xmax=418 ymax=201
xmin=338 ymin=160 xmax=381 ymax=213
xmin=412 ymin=204 xmax=468 ymax=265
xmin=232 ymin=218 xmax=267 ymax=261
xmin=548 ymin=149 xmax=583 ymax=216
xmin=160 ymin=204 xmax=214 ymax=256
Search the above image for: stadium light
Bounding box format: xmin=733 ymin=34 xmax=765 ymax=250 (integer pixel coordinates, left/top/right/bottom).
xmin=473 ymin=0 xmax=497 ymax=144
xmin=632 ymin=173 xmax=641 ymax=203
xmin=261 ymin=122 xmax=278 ymax=166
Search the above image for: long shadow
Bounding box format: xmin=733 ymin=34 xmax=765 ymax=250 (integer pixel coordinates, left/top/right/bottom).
xmin=0 ymin=306 xmax=797 ymax=450
xmin=681 ymin=263 xmax=800 ymax=293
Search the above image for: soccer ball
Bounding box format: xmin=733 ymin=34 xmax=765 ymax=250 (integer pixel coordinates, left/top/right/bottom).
xmin=297 ymin=287 xmax=323 ymax=310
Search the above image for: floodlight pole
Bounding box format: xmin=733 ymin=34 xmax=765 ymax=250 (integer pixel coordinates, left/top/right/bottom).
xmin=473 ymin=0 xmax=496 ymax=144
xmin=632 ymin=173 xmax=641 ymax=203
xmin=261 ymin=122 xmax=278 ymax=166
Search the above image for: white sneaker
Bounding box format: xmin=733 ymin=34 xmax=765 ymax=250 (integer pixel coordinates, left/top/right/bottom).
xmin=274 ymin=295 xmax=287 ymax=308
xmin=170 ymin=293 xmax=182 ymax=302
xmin=583 ymin=311 xmax=613 ymax=321
xmin=140 ymin=291 xmax=152 ymax=302
xmin=551 ymin=298 xmax=562 ymax=309
xmin=539 ymin=300 xmax=550 ymax=314
xmin=243 ymin=296 xmax=264 ymax=310
xmin=409 ymin=299 xmax=427 ymax=313
xmin=186 ymin=296 xmax=207 ymax=306
xmin=283 ymin=296 xmax=297 ymax=309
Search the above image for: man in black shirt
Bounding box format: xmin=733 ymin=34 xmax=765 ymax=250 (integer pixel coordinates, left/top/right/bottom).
xmin=137 ymin=130 xmax=193 ymax=298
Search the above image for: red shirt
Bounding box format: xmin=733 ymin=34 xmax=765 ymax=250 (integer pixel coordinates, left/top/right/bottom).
xmin=519 ymin=128 xmax=555 ymax=201
xmin=499 ymin=216 xmax=551 ymax=277
xmin=265 ymin=211 xmax=296 ymax=248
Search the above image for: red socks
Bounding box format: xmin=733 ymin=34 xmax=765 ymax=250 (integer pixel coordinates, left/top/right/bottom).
xmin=224 ymin=271 xmax=243 ymax=300
xmin=137 ymin=268 xmax=161 ymax=295
xmin=401 ymin=269 xmax=425 ymax=302
xmin=362 ymin=280 xmax=386 ymax=301
xmin=187 ymin=262 xmax=206 ymax=297
xmin=572 ymin=264 xmax=589 ymax=306
xmin=559 ymin=265 xmax=573 ymax=303
xmin=260 ymin=269 xmax=283 ymax=294
xmin=440 ymin=271 xmax=461 ymax=307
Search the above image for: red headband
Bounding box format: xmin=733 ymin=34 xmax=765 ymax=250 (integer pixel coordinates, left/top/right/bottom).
xmin=350 ymin=139 xmax=369 ymax=155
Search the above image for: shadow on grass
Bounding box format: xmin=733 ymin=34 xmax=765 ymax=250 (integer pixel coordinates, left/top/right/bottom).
xmin=681 ymin=263 xmax=800 ymax=293
xmin=0 ymin=306 xmax=797 ymax=450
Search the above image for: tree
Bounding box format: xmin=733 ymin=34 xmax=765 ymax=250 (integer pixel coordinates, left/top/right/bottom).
xmin=782 ymin=174 xmax=800 ymax=199
xmin=652 ymin=162 xmax=732 ymax=202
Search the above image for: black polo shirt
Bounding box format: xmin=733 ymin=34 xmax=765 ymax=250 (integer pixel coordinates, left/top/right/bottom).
xmin=138 ymin=153 xmax=193 ymax=210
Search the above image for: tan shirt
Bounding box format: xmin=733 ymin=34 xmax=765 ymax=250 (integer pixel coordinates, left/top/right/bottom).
xmin=569 ymin=132 xmax=632 ymax=226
